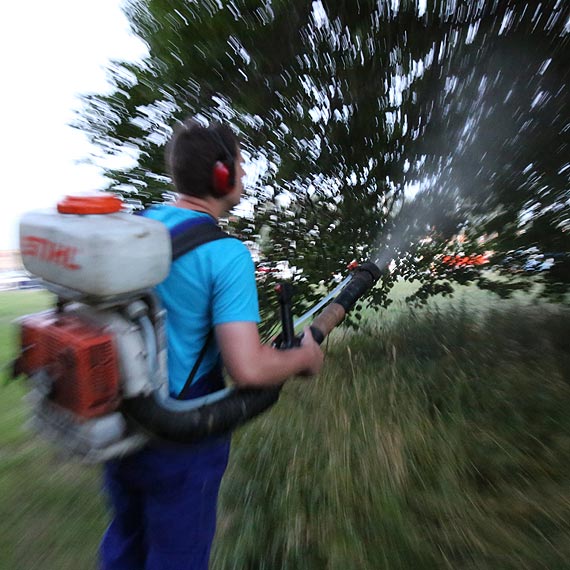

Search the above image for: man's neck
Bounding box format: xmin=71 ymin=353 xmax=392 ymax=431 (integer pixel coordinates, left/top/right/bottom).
xmin=172 ymin=194 xmax=222 ymax=220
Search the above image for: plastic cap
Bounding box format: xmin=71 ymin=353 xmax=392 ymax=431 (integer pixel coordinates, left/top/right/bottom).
xmin=57 ymin=194 xmax=123 ymax=215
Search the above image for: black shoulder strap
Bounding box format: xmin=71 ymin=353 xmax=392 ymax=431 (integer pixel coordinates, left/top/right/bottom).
xmin=168 ymin=217 xmax=231 ymax=399
xmin=170 ymin=218 xmax=231 ymax=261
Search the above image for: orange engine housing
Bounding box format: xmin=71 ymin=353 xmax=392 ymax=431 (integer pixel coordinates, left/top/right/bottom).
xmin=19 ymin=311 xmax=120 ymax=419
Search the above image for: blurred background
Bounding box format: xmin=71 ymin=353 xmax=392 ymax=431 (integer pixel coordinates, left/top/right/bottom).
xmin=1 ymin=1 xmax=569 ymax=568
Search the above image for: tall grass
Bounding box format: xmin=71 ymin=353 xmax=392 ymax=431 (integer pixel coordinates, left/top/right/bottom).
xmin=212 ymin=303 xmax=570 ymax=570
xmin=1 ymin=290 xmax=569 ymax=569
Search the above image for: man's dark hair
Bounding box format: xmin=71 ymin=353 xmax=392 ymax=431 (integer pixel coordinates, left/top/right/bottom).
xmin=166 ymin=118 xmax=239 ymax=198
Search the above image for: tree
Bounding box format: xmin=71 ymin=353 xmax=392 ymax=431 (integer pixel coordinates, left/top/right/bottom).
xmin=403 ymin=1 xmax=570 ymax=302
xmin=76 ymin=0 xmax=570 ymax=320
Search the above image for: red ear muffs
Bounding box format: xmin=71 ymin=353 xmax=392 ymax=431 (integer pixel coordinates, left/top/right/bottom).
xmin=212 ymin=161 xmax=232 ymax=196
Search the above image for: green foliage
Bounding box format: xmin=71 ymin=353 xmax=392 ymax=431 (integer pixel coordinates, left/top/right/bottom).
xmin=76 ymin=0 xmax=570 ymax=314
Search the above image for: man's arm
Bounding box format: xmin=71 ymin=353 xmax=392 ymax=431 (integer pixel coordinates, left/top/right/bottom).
xmin=216 ymin=322 xmax=323 ymax=388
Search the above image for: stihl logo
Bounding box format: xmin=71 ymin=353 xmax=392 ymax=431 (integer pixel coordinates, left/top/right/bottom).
xmin=21 ymin=236 xmax=81 ymax=270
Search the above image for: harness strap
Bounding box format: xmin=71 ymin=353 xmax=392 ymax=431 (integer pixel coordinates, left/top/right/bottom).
xmin=171 ymin=216 xmax=229 ymax=261
xmin=168 ymin=216 xmax=231 ymax=399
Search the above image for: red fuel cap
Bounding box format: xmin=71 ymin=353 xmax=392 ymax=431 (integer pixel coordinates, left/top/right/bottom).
xmin=57 ymin=193 xmax=123 ymax=215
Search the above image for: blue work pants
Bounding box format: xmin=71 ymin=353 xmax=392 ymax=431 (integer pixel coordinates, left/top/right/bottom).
xmin=100 ymin=368 xmax=230 ymax=570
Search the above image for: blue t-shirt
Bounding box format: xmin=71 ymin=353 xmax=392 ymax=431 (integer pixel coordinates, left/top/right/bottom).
xmin=145 ymin=205 xmax=260 ymax=396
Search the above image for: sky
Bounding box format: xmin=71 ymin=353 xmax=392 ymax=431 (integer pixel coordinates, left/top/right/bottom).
xmin=1 ymin=0 xmax=147 ymax=251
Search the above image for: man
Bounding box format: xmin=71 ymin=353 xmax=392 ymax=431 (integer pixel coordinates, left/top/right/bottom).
xmin=100 ymin=118 xmax=324 ymax=570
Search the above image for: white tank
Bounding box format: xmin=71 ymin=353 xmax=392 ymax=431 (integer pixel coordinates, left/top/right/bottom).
xmin=19 ymin=194 xmax=172 ymax=298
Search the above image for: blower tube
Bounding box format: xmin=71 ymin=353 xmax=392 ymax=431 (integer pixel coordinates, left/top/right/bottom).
xmin=121 ymin=261 xmax=382 ymax=444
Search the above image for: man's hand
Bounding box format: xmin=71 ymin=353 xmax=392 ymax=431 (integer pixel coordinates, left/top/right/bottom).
xmin=297 ymin=327 xmax=324 ymax=377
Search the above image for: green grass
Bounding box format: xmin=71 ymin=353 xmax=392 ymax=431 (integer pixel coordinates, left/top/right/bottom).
xmin=1 ymin=287 xmax=569 ymax=569
xmin=212 ymin=300 xmax=570 ymax=569
xmin=0 ymin=290 xmax=53 ymax=447
xmin=0 ymin=291 xmax=107 ymax=570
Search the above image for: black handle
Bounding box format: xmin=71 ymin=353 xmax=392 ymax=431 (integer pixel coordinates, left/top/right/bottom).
xmin=274 ymin=282 xmax=302 ymax=349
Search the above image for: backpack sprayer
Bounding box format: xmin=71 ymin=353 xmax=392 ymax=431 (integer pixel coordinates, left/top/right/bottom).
xmin=11 ymin=193 xmax=382 ymax=462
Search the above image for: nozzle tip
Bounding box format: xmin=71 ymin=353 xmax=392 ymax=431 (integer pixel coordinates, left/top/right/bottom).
xmin=359 ymin=261 xmax=382 ymax=282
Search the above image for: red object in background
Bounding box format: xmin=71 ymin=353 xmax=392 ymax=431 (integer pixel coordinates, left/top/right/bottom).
xmin=255 ymin=263 xmax=279 ymax=277
xmin=347 ymin=261 xmax=359 ymax=271
xmin=442 ymin=254 xmax=489 ymax=268
xmin=19 ymin=312 xmax=120 ymax=418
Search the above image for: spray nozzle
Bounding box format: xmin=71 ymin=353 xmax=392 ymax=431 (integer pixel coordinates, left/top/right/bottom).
xmin=332 ymin=261 xmax=381 ymax=313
